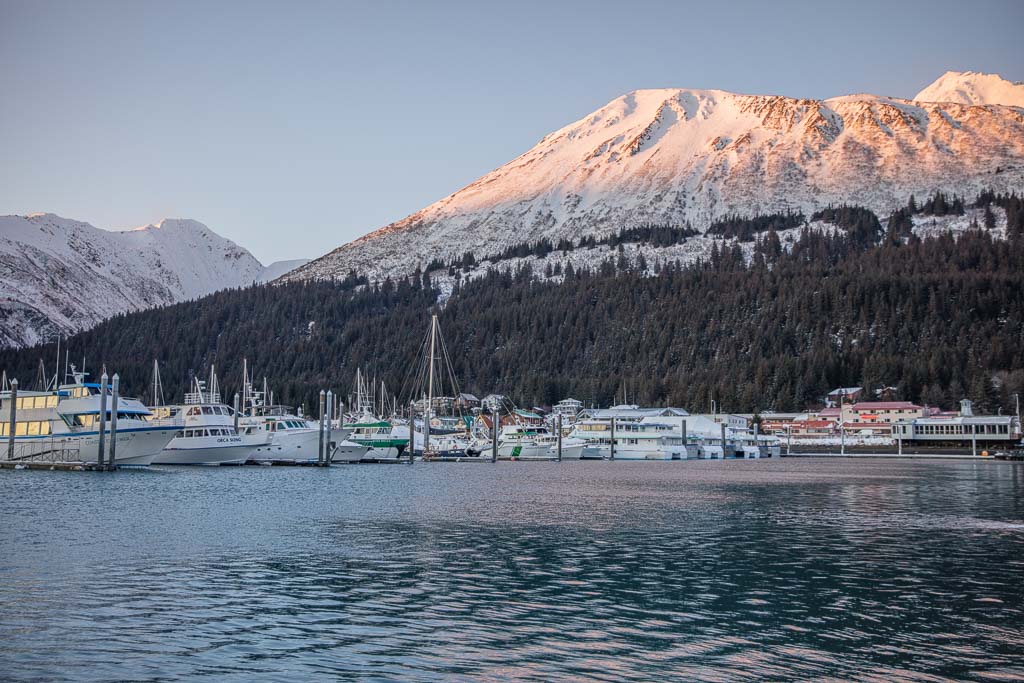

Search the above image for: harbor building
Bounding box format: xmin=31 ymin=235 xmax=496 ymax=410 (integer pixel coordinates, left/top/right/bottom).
xmin=893 ymin=400 xmax=1022 ymax=447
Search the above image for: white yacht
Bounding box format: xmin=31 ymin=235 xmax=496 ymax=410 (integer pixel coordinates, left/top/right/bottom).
xmin=568 ymin=418 xmax=688 ymax=460
xmin=1 ymin=370 xmax=177 ymax=466
xmin=150 ymin=379 xmax=256 ymax=465
xmin=491 ymin=423 xmax=585 ymax=460
xmin=247 ymin=409 xmax=356 ymax=464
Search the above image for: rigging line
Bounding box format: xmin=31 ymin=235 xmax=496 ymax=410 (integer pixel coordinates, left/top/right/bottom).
xmin=396 ymin=325 xmax=432 ymax=407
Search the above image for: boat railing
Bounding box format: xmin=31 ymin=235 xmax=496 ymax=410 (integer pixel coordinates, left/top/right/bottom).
xmin=4 ymin=437 xmax=82 ymax=463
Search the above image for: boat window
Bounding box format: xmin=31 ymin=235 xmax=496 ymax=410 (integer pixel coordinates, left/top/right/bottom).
xmin=187 ymin=407 xmax=200 ymax=417
xmin=202 ymin=407 xmax=213 ymax=415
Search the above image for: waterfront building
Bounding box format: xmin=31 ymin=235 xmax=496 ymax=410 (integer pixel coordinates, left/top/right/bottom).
xmin=841 ymin=401 xmax=924 ymax=427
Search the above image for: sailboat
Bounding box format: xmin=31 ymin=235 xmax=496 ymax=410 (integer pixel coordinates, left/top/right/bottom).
xmin=414 ymin=314 xmax=479 ymax=459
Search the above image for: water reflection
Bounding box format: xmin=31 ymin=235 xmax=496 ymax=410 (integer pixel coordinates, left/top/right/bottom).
xmin=1 ymin=459 xmax=1022 ymax=681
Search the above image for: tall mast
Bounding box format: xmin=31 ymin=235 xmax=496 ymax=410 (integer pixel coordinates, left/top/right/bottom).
xmin=242 ymin=357 xmax=248 ymax=413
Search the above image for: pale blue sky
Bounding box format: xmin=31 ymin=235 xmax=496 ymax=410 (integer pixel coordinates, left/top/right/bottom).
xmin=1 ymin=0 xmax=1022 ymax=263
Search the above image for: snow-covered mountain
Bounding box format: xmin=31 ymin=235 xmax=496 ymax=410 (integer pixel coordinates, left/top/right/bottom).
xmin=289 ymin=71 xmax=1024 ymax=282
xmin=0 ymin=214 xmax=302 ymax=348
xmin=914 ymin=71 xmax=1024 ymax=107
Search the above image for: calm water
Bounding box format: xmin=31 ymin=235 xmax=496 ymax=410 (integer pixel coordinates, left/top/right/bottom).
xmin=1 ymin=459 xmax=1022 ymax=681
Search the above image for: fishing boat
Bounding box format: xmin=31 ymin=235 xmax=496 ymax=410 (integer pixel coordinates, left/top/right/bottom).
xmin=345 ymin=369 xmax=407 ymax=460
xmin=493 ymin=423 xmax=585 ymax=460
xmin=347 ymin=417 xmax=407 ymax=460
xmin=1 ymin=367 xmax=177 ymax=466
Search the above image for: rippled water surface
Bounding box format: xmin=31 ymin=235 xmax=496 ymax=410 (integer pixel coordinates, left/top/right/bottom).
xmin=1 ymin=459 xmax=1023 ymax=681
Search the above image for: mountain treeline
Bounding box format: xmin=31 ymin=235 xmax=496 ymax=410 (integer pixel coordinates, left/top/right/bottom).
xmin=2 ymin=202 xmax=1023 ymax=415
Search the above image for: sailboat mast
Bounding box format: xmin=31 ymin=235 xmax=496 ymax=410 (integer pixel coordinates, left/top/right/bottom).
xmin=427 ymin=314 xmax=437 ymax=413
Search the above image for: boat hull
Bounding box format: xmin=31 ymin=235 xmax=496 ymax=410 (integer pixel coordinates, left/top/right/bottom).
xmin=154 ymin=443 xmax=255 ymax=466
xmin=1 ymin=426 xmax=177 ymax=467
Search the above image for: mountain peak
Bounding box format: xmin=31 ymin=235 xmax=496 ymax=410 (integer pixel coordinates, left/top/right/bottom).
xmin=914 ymin=71 xmax=1024 ymax=107
xmin=287 ymin=77 xmax=1024 ymax=284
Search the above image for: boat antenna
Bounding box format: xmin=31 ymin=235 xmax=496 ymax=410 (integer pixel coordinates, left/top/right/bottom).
xmin=64 ymin=348 xmax=69 ymax=385
xmin=53 ymin=335 xmax=60 ymax=390
xmin=1 ymin=370 xmax=7 ymax=392
xmin=151 ymin=360 xmax=165 ymax=407
xmin=36 ymin=358 xmax=46 ymax=391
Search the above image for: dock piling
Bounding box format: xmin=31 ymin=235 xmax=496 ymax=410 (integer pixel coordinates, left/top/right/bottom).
xmin=7 ymin=379 xmax=17 ymax=460
xmin=408 ymin=402 xmax=415 ymax=464
xmin=233 ymin=393 xmax=240 ymax=434
xmin=610 ymin=417 xmax=616 ymax=460
xmin=108 ymin=374 xmax=119 ymax=470
xmin=97 ymin=373 xmax=108 ymax=469
xmin=325 ymin=390 xmax=333 ymax=466
xmin=557 ymin=414 xmax=562 ymax=461
xmin=317 ymin=389 xmax=325 ymax=466
xmin=491 ymin=413 xmax=497 ymax=463
xmin=682 ymin=419 xmax=687 ymax=458
xmin=720 ymin=423 xmax=727 ymax=458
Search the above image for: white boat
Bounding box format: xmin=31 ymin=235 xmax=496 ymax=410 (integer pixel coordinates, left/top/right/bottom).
xmin=1 ymin=369 xmax=177 ymax=466
xmin=491 ymin=424 xmax=585 ymax=460
xmin=330 ymin=435 xmax=372 ymax=463
xmin=150 ymin=377 xmax=256 ymax=465
xmin=569 ymin=417 xmax=688 ymax=460
xmin=247 ymin=411 xmax=354 ymax=464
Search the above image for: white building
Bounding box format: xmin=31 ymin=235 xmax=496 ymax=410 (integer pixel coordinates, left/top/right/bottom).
xmin=553 ymin=398 xmax=583 ymax=418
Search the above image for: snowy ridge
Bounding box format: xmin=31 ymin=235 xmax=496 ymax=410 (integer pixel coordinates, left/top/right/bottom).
xmin=0 ymin=214 xmax=287 ymax=348
xmin=288 ymin=72 xmax=1024 ymax=283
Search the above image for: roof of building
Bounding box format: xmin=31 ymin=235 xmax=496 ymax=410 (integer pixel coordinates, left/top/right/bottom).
xmin=911 ymin=415 xmax=1019 ymax=425
xmin=828 ymin=387 xmax=862 ymax=396
xmin=818 ymin=407 xmax=841 ymax=417
xmin=457 ymin=393 xmax=479 ymax=402
xmin=583 ymin=406 xmax=689 ymax=419
xmin=851 ymin=401 xmax=922 ymax=411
